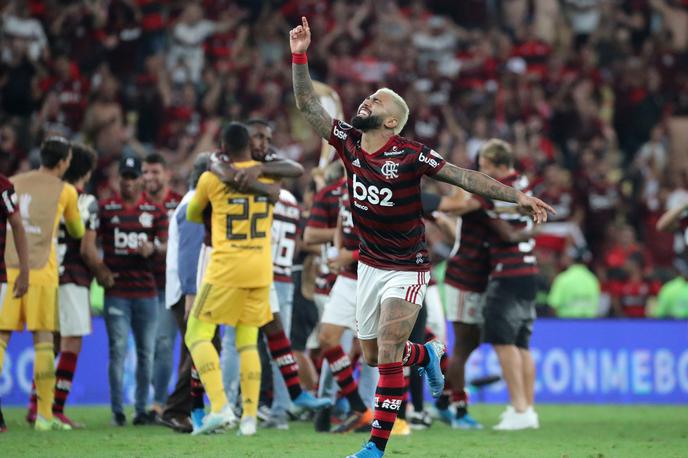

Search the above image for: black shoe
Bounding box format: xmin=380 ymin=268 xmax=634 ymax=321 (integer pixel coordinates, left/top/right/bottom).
xmin=159 ymin=414 xmax=193 ymax=434
xmin=133 ymin=411 xmax=155 ymax=426
xmin=155 ymin=413 xmax=175 ymax=429
xmin=148 ymin=410 xmax=161 ymax=423
xmin=313 ymin=405 xmax=332 ymax=432
xmin=0 ymin=400 xmax=7 ymax=433
xmin=112 ymin=412 xmax=126 ymax=427
xmin=172 ymin=416 xmax=193 ymax=434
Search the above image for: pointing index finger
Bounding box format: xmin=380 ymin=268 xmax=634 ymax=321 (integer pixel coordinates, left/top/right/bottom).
xmin=542 ymin=201 xmax=556 ymax=215
xmin=302 ymin=16 xmax=309 ymax=30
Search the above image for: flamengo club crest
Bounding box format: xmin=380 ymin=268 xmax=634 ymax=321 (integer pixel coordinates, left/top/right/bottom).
xmin=380 ymin=161 xmax=399 ymax=180
xmin=139 ymin=212 xmax=153 ymax=228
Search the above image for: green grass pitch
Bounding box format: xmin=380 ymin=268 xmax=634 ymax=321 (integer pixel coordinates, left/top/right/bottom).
xmin=2 ymin=405 xmax=687 ymax=457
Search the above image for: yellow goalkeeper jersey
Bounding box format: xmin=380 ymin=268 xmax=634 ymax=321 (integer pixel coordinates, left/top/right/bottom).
xmin=188 ymin=164 xmax=274 ymax=288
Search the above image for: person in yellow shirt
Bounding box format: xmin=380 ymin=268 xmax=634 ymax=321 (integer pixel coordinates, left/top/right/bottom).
xmin=0 ymin=137 xmax=85 ymax=431
xmin=185 ymin=123 xmax=278 ymax=436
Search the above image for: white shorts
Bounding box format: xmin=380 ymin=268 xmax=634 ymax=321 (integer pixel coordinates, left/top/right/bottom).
xmin=58 ymin=283 xmax=92 ymax=337
xmin=306 ymin=292 xmax=328 ymax=350
xmin=269 ymin=283 xmax=280 ymax=314
xmin=356 ymin=263 xmax=429 ymax=340
xmin=321 ymin=275 xmax=357 ymax=330
xmin=196 ymin=244 xmax=212 ymax=292
xmin=444 ymin=284 xmax=485 ymax=325
xmin=424 ymin=284 xmax=447 ymax=343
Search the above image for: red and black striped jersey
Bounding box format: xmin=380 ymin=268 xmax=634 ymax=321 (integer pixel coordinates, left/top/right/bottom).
xmin=445 ymin=210 xmax=491 ymax=293
xmin=98 ymin=194 xmax=168 ymax=298
xmin=481 ymin=173 xmax=538 ymax=278
xmin=272 ymin=189 xmax=301 ymax=283
xmin=339 ymin=191 xmax=359 ymax=280
xmin=328 ymin=119 xmax=446 ymax=272
xmin=0 ymin=175 xmax=18 ymax=283
xmin=308 ymin=177 xmax=346 ymax=229
xmin=58 ymin=191 xmax=98 ymax=287
xmin=307 ymin=177 xmax=345 ymax=295
xmin=147 ymin=189 xmax=181 ymax=291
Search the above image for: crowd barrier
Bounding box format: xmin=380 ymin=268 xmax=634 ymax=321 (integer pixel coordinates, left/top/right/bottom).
xmin=1 ymin=318 xmax=686 ymax=405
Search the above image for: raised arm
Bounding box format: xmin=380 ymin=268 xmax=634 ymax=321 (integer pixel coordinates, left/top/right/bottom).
xmin=208 ymin=157 xmax=281 ymax=203
xmin=261 ymin=158 xmax=304 ymax=178
xmin=656 ymin=202 xmax=688 ymax=232
xmin=210 ymin=152 xmax=302 ymax=189
xmin=290 ymin=16 xmax=332 ymax=140
xmin=432 ymin=162 xmax=555 ymax=224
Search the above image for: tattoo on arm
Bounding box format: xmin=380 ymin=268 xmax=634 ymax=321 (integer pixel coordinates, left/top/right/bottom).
xmin=433 ymin=163 xmax=520 ymax=203
xmin=292 ymin=63 xmax=332 ymax=140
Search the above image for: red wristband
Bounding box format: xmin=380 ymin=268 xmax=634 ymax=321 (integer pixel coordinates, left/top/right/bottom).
xmin=352 ymin=250 xmax=359 ymax=262
xmin=292 ymin=52 xmax=308 ymax=64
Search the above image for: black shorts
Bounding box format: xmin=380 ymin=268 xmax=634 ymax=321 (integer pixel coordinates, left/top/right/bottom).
xmin=290 ymin=270 xmax=319 ymax=352
xmin=482 ymin=277 xmax=536 ymax=349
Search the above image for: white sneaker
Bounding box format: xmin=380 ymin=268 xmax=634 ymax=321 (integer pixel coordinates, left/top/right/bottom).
xmin=493 ymin=408 xmax=538 ymax=431
xmin=526 ymin=406 xmax=539 ymax=429
xmin=191 ymin=404 xmax=237 ymax=435
xmin=499 ymin=405 xmax=514 ymax=420
xmin=238 ymin=416 xmax=257 ymax=436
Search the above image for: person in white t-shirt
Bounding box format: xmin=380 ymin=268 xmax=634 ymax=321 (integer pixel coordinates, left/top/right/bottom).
xmin=166 ymin=4 xmax=232 ymax=83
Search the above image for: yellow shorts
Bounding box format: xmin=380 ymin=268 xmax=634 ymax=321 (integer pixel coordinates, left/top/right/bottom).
xmin=0 ymin=282 xmax=59 ymax=332
xmin=192 ymin=283 xmax=272 ymax=327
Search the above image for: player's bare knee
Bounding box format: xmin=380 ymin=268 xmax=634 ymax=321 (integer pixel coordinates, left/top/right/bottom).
xmin=0 ymin=331 xmax=10 ymax=344
xmin=360 ymin=345 xmax=378 ymax=366
xmin=33 ymin=331 xmax=53 ymax=344
xmin=262 ymin=315 xmax=282 ymax=336
xmin=318 ymin=330 xmax=336 ymax=351
xmin=363 ymin=352 xmax=378 ymax=367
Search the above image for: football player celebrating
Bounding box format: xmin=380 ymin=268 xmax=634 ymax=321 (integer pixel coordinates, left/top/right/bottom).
xmin=289 ymin=17 xmax=553 ymax=458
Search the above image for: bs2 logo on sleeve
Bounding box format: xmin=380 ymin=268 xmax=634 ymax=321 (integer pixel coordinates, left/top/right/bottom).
xmin=418 ymin=150 xmax=442 ymax=168
xmin=333 ymin=125 xmax=348 ymax=141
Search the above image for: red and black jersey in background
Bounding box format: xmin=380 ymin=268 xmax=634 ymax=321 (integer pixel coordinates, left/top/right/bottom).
xmin=480 ymin=173 xmax=539 ymax=279
xmin=444 ymin=209 xmax=491 ymax=293
xmin=338 ymin=191 xmax=359 ymax=280
xmin=0 ymin=175 xmax=18 ymax=283
xmin=328 ymin=119 xmax=446 ymax=272
xmin=58 ymin=191 xmax=98 ymax=287
xmin=147 ymin=189 xmax=181 ymax=291
xmin=272 ymin=190 xmax=302 ymax=283
xmin=98 ymin=195 xmax=167 ymax=298
xmin=306 ymin=176 xmax=345 ymax=295
xmin=608 ymin=278 xmax=661 ymax=318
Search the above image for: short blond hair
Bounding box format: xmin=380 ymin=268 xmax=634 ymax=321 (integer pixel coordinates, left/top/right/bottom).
xmin=378 ymin=88 xmax=409 ymax=135
xmin=479 ymin=139 xmax=513 ymax=168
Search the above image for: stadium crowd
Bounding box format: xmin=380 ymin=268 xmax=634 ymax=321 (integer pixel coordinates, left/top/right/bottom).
xmin=0 ymin=0 xmax=687 ymax=448
xmin=2 ymin=0 xmax=688 ymax=319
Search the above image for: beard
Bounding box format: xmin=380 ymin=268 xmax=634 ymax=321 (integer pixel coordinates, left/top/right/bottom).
xmin=351 ymin=114 xmax=383 ymax=132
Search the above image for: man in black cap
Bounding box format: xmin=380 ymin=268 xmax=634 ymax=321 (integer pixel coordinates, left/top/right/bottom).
xmin=95 ymin=155 xmax=168 ymax=426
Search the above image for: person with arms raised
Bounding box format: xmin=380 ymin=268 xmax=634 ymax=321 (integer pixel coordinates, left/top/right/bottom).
xmin=289 ymin=17 xmax=554 ymax=458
